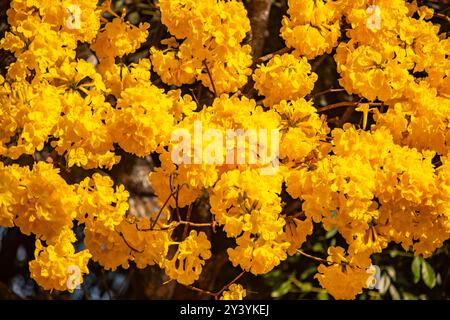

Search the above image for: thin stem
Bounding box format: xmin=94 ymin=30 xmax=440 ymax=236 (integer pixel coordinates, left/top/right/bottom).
xmin=178 ymin=221 xmax=215 ymax=228
xmin=170 ymin=176 xmax=181 ymax=222
xmin=317 ymin=101 xmax=358 ymax=112
xmin=185 ymin=285 xmax=217 ymax=297
xmin=106 ymin=8 xmax=121 ymax=19
xmin=119 ymin=232 xmax=143 ymax=253
xmin=182 ymin=204 xmax=193 ymax=239
xmin=297 ymin=249 xmax=333 ymax=265
xmin=134 ymin=220 xmax=214 ymax=232
xmin=202 ymin=60 xmax=217 ymax=97
xmin=189 ymin=88 xmax=200 ymax=107
xmin=312 ymin=88 xmax=346 ymax=98
xmin=150 ymin=188 xmax=179 ymax=230
xmin=317 ymin=102 xmax=384 ymax=113
xmin=215 ymin=271 xmax=246 ymax=298
xmin=435 ymin=13 xmax=450 ymax=24
xmin=184 ymin=270 xmax=246 ymax=299
xmin=254 ymin=47 xmax=292 ymax=64
xmin=312 ymin=54 xmax=328 ymax=72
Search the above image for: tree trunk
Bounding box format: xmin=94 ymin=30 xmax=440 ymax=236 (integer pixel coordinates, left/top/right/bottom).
xmin=247 ymin=0 xmax=273 ymax=58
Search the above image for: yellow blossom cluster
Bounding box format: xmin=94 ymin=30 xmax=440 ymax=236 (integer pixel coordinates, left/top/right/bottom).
xmin=253 ymin=53 xmax=318 ymax=106
xmin=151 ymin=0 xmax=252 ymax=93
xmin=0 ymin=162 xmax=78 ymax=243
xmin=286 ymin=124 xmax=450 ymax=297
xmin=315 ymin=247 xmax=370 ymax=300
xmin=281 ymin=0 xmax=343 ymax=59
xmin=29 ymin=228 xmax=92 ymax=292
xmin=220 ymin=284 xmax=247 ymax=300
xmin=0 ymin=0 xmax=449 ymax=301
xmin=0 ymin=162 xmax=98 ymax=290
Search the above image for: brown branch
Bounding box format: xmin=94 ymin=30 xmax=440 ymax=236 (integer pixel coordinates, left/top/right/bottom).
xmin=297 ymin=249 xmax=335 ymax=265
xmin=150 ymin=183 xmax=182 ymax=230
xmin=317 ymin=101 xmax=384 ymax=113
xmin=312 ymin=88 xmax=346 ymax=98
xmin=202 ymin=60 xmax=217 ymax=97
xmin=428 ymin=0 xmax=450 ymax=4
xmin=182 ymin=203 xmax=193 ymax=239
xmin=184 ymin=270 xmax=246 ymax=299
xmin=254 ymin=47 xmax=292 ymax=64
xmin=317 ymin=101 xmax=357 ymax=112
xmin=131 ymin=219 xmax=215 ymax=232
xmin=119 ymin=232 xmax=143 ymax=253
xmin=185 ymin=285 xmax=217 ymax=297
xmin=247 ymin=0 xmax=273 ymax=58
xmin=214 ymin=271 xmax=246 ymax=298
xmin=170 ymin=176 xmax=181 ymax=221
xmin=311 ymin=54 xmax=328 ymax=72
xmin=337 ymin=106 xmax=355 ymax=127
xmin=178 ymin=221 xmax=215 ymax=228
xmin=296 ymin=249 xmax=368 ymax=272
xmin=435 ymin=13 xmax=450 ymax=23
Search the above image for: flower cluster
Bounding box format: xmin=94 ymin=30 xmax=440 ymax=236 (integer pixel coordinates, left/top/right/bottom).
xmin=281 ymin=0 xmax=343 ymax=59
xmin=0 ymin=0 xmax=449 ymax=301
xmin=151 ymin=0 xmax=253 ymax=94
xmin=253 ymin=53 xmax=318 ymax=106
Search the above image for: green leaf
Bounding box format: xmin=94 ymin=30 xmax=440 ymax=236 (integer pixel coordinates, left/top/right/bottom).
xmin=300 ymin=282 xmax=313 ymax=293
xmin=389 ymin=250 xmax=399 ymax=258
xmin=385 ymin=266 xmax=397 ymax=281
xmin=316 ymin=292 xmax=329 ymax=300
xmin=421 ymin=259 xmax=436 ymax=289
xmin=264 ymin=268 xmax=282 ymax=279
xmin=411 ymin=256 xmax=421 ymax=284
xmin=378 ymin=273 xmax=391 ymax=295
xmin=300 ymin=266 xmax=317 ymax=280
xmin=325 ymin=228 xmax=337 ymax=239
xmin=312 ymin=242 xmax=324 ymax=253
xmin=402 ymin=292 xmax=417 ymax=300
xmin=271 ymin=280 xmax=292 ymax=298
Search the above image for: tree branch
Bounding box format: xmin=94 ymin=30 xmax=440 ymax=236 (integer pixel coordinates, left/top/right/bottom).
xmin=248 ymin=0 xmax=273 ymax=58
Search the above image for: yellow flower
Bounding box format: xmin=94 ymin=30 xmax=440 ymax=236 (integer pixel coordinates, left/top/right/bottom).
xmin=91 ymin=18 xmax=149 ymax=60
xmin=253 ymin=53 xmax=317 ymax=106
xmin=220 ymin=284 xmax=247 ymax=300
xmin=281 ymin=0 xmax=342 ymax=59
xmin=315 ymin=246 xmax=370 ymax=300
xmin=29 ymin=228 xmax=91 ymax=292
xmin=164 ymin=230 xmax=211 ymax=285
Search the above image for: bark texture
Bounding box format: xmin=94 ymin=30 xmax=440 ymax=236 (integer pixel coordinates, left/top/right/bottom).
xmin=248 ymin=0 xmax=273 ymax=58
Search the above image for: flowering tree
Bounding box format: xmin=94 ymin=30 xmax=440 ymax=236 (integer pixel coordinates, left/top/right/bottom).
xmin=0 ymin=0 xmax=450 ymax=300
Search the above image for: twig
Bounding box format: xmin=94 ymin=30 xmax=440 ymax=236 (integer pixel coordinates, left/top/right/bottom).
xmin=150 ymin=187 xmax=180 ymax=230
xmin=169 ymin=175 xmax=181 ymax=221
xmin=184 ymin=270 xmax=246 ymax=299
xmin=435 ymin=13 xmax=450 ymax=23
xmin=178 ymin=221 xmax=215 ymax=228
xmin=119 ymin=232 xmax=143 ymax=253
xmin=254 ymin=47 xmax=292 ymax=64
xmin=311 ymin=54 xmax=328 ymax=72
xmin=337 ymin=106 xmax=355 ymax=127
xmin=297 ymin=249 xmax=334 ymax=265
xmin=312 ymin=88 xmax=346 ymax=98
xmin=214 ymin=271 xmax=246 ymax=298
xmin=202 ymin=60 xmax=217 ymax=97
xmin=317 ymin=101 xmax=358 ymax=112
xmin=182 ymin=204 xmax=193 ymax=239
xmin=317 ymin=101 xmax=384 ymax=113
xmin=132 ymin=219 xmax=215 ymax=232
xmin=185 ymin=285 xmax=217 ymax=297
